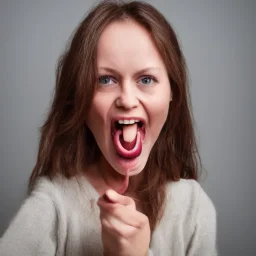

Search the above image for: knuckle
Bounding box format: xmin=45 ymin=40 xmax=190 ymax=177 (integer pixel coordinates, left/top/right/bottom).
xmin=119 ymin=237 xmax=127 ymax=247
xmin=115 ymin=226 xmax=136 ymax=239
xmin=101 ymin=218 xmax=110 ymax=229
xmin=140 ymin=214 xmax=149 ymax=227
xmin=121 ymin=226 xmax=137 ymax=239
xmin=99 ymin=211 xmax=104 ymax=219
xmin=129 ymin=198 xmax=136 ymax=206
xmin=128 ymin=197 xmax=135 ymax=204
xmin=130 ymin=200 xmax=136 ymax=208
xmin=125 ymin=228 xmax=137 ymax=238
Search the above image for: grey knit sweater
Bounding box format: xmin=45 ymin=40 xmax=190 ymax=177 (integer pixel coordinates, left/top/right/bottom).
xmin=0 ymin=175 xmax=217 ymax=255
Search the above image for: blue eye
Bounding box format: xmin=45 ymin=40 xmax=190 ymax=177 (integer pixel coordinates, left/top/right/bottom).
xmin=140 ymin=76 xmax=155 ymax=85
xmin=98 ymin=75 xmax=114 ymax=85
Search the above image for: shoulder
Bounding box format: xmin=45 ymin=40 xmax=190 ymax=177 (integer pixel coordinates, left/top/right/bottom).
xmin=165 ymin=179 xmax=217 ymax=254
xmin=165 ymin=179 xmax=216 ymax=225
xmin=31 ymin=174 xmax=71 ymax=200
xmin=0 ymin=174 xmax=96 ymax=255
xmin=31 ymin=174 xmax=95 ymax=210
xmin=167 ymin=179 xmax=215 ymax=209
xmin=158 ymin=179 xmax=217 ymax=253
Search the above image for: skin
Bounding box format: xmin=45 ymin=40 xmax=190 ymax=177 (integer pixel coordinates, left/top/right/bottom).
xmin=86 ymin=20 xmax=172 ymax=256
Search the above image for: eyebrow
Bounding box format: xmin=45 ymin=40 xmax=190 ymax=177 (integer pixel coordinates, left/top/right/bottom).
xmin=98 ymin=67 xmax=161 ymax=77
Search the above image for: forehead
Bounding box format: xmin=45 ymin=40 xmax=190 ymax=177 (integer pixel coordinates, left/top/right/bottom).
xmin=97 ymin=20 xmax=165 ymax=71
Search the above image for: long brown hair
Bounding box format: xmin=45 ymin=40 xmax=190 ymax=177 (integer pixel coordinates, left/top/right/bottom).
xmin=29 ymin=0 xmax=201 ymax=231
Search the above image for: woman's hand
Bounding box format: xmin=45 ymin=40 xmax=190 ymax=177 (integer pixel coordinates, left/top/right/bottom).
xmin=97 ymin=189 xmax=150 ymax=256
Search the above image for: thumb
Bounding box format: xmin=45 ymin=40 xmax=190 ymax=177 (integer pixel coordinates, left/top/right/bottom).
xmin=104 ymin=189 xmax=136 ymax=208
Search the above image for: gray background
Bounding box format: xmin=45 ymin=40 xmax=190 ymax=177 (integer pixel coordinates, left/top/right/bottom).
xmin=0 ymin=0 xmax=255 ymax=255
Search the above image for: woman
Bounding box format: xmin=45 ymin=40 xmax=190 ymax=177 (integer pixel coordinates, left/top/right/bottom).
xmin=0 ymin=1 xmax=217 ymax=255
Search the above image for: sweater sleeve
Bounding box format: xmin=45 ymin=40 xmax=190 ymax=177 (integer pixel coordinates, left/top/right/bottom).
xmin=187 ymin=186 xmax=218 ymax=256
xmin=0 ymin=187 xmax=57 ymax=256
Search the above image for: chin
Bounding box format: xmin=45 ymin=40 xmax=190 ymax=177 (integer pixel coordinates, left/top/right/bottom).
xmin=106 ymin=149 xmax=149 ymax=177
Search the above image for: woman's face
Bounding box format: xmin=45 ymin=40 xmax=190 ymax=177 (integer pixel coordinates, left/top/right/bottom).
xmin=87 ymin=20 xmax=171 ymax=177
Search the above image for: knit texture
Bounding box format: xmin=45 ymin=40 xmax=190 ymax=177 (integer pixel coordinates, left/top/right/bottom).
xmin=0 ymin=175 xmax=217 ymax=255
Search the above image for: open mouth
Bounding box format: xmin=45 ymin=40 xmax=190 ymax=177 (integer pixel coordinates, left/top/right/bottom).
xmin=111 ymin=119 xmax=145 ymax=159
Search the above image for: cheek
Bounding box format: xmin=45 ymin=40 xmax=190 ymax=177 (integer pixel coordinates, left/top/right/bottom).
xmin=151 ymin=98 xmax=169 ymax=123
xmin=151 ymin=86 xmax=171 ymax=122
xmin=87 ymin=95 xmax=110 ymax=133
xmin=147 ymin=89 xmax=170 ymax=138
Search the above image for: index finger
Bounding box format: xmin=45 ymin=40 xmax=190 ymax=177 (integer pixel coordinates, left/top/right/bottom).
xmin=104 ymin=190 xmax=136 ymax=209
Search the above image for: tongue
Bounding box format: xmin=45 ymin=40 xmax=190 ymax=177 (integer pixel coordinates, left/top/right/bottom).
xmin=123 ymin=123 xmax=137 ymax=142
xmin=113 ymin=123 xmax=143 ymax=159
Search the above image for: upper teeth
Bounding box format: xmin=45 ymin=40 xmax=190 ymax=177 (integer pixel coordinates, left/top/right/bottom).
xmin=117 ymin=120 xmax=140 ymax=125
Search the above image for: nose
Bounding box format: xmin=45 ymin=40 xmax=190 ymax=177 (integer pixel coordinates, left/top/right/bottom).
xmin=115 ymin=82 xmax=139 ymax=110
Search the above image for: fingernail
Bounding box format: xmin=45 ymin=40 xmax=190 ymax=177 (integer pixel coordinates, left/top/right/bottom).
xmin=106 ymin=189 xmax=116 ymax=198
xmin=103 ymin=191 xmax=115 ymax=203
